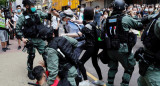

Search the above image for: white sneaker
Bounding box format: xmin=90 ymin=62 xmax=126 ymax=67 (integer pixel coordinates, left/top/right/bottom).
xmin=92 ymin=80 xmax=105 ymax=86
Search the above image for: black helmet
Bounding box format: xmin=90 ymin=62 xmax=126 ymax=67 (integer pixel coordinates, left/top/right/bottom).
xmin=38 ymin=26 xmax=54 ymax=41
xmin=22 ymin=0 xmax=36 ymax=6
xmin=112 ymin=0 xmax=127 ymax=11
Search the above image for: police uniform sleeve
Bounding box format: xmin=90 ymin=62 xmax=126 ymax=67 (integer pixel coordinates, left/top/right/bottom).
xmin=46 ymin=48 xmax=59 ymax=85
xmin=154 ymin=19 xmax=160 ymax=40
xmin=122 ymin=16 xmax=143 ymax=31
xmin=15 ymin=15 xmax=24 ymax=39
xmin=38 ymin=10 xmax=51 ymax=20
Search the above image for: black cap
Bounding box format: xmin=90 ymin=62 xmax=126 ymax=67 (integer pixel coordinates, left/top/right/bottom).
xmin=22 ymin=0 xmax=36 ymax=6
xmin=112 ymin=0 xmax=127 ymax=11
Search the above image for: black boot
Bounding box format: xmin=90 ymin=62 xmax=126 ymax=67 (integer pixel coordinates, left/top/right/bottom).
xmin=27 ymin=53 xmax=35 ymax=80
xmin=28 ymin=70 xmax=35 ymax=80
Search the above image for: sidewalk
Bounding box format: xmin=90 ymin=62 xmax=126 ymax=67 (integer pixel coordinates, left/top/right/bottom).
xmin=0 ymin=39 xmax=43 ymax=86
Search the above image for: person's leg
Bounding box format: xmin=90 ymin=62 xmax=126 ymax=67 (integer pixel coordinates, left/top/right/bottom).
xmin=1 ymin=42 xmax=6 ymax=52
xmin=91 ymin=48 xmax=103 ymax=80
xmin=27 ymin=39 xmax=36 ymax=80
xmin=107 ymin=60 xmax=118 ymax=86
xmin=119 ymin=53 xmax=135 ymax=86
xmin=79 ymin=47 xmax=95 ymax=80
xmin=18 ymin=39 xmax=21 ymax=50
xmin=36 ymin=39 xmax=47 ymax=69
xmin=0 ymin=30 xmax=6 ymax=51
xmin=67 ymin=66 xmax=78 ymax=86
xmin=137 ymin=76 xmax=148 ymax=86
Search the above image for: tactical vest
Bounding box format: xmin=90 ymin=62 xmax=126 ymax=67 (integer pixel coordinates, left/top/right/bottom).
xmin=141 ymin=19 xmax=160 ymax=53
xmin=23 ymin=11 xmax=42 ymax=38
xmin=48 ymin=37 xmax=78 ymax=66
xmin=105 ymin=14 xmax=129 ymax=50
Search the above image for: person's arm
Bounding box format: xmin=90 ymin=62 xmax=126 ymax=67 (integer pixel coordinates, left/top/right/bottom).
xmin=38 ymin=10 xmax=51 ymax=20
xmin=122 ymin=16 xmax=143 ymax=31
xmin=56 ymin=18 xmax=60 ymax=30
xmin=155 ymin=19 xmax=160 ymax=40
xmin=61 ymin=31 xmax=82 ymax=38
xmin=46 ymin=48 xmax=59 ymax=86
xmin=15 ymin=15 xmax=26 ymax=41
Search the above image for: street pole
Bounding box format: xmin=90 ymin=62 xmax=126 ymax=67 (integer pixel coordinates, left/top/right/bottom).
xmin=79 ymin=0 xmax=82 ymax=6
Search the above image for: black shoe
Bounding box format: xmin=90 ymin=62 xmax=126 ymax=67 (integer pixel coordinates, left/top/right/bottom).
xmin=18 ymin=46 xmax=21 ymax=50
xmin=5 ymin=47 xmax=10 ymax=50
xmin=7 ymin=44 xmax=12 ymax=47
xmin=2 ymin=48 xmax=6 ymax=52
xmin=28 ymin=71 xmax=35 ymax=80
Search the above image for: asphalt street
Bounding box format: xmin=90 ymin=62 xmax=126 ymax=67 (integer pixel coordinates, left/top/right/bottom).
xmin=83 ymin=38 xmax=143 ymax=86
xmin=0 ymin=36 xmax=143 ymax=86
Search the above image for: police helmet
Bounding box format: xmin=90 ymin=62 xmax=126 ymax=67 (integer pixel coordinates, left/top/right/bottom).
xmin=112 ymin=0 xmax=127 ymax=11
xmin=38 ymin=27 xmax=54 ymax=41
xmin=22 ymin=0 xmax=36 ymax=6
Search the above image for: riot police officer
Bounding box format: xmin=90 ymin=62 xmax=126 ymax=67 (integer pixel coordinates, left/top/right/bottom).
xmin=135 ymin=12 xmax=160 ymax=86
xmin=103 ymin=0 xmax=143 ymax=86
xmin=15 ymin=0 xmax=51 ymax=80
xmin=38 ymin=28 xmax=78 ymax=86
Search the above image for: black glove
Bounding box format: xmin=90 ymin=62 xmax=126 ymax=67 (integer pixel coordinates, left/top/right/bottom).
xmin=134 ymin=47 xmax=144 ymax=61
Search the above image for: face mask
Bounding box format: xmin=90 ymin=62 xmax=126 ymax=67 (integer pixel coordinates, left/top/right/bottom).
xmin=31 ymin=7 xmax=36 ymax=13
xmin=80 ymin=8 xmax=84 ymax=12
xmin=130 ymin=8 xmax=132 ymax=11
xmin=145 ymin=9 xmax=148 ymax=12
xmin=133 ymin=11 xmax=137 ymax=13
xmin=149 ymin=8 xmax=154 ymax=12
xmin=17 ymin=9 xmax=21 ymax=13
xmin=95 ymin=10 xmax=99 ymax=12
xmin=62 ymin=21 xmax=67 ymax=25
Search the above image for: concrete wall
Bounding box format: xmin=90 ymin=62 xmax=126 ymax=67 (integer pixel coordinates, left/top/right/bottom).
xmin=82 ymin=0 xmax=104 ymax=8
xmin=91 ymin=0 xmax=104 ymax=8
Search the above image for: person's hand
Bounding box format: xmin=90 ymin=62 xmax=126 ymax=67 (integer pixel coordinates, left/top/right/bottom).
xmin=70 ymin=19 xmax=75 ymax=22
xmin=130 ymin=10 xmax=135 ymax=17
xmin=60 ymin=33 xmax=67 ymax=36
xmin=39 ymin=60 xmax=45 ymax=67
xmin=56 ymin=76 xmax=60 ymax=81
xmin=22 ymin=38 xmax=28 ymax=45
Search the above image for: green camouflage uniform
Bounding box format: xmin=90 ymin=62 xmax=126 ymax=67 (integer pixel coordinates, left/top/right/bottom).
xmin=107 ymin=15 xmax=143 ymax=86
xmin=16 ymin=10 xmax=50 ymax=71
xmin=138 ymin=16 xmax=160 ymax=86
xmin=45 ymin=36 xmax=78 ymax=86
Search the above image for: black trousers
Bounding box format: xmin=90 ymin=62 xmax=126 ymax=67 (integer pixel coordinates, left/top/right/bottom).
xmin=79 ymin=46 xmax=103 ymax=80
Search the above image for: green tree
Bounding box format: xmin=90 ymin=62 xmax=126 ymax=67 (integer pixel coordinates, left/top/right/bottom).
xmin=0 ymin=0 xmax=16 ymax=6
xmin=0 ymin=0 xmax=6 ymax=6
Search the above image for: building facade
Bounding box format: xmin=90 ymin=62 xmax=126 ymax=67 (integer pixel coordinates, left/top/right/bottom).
xmin=51 ymin=0 xmax=79 ymax=10
xmin=81 ymin=0 xmax=160 ymax=9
